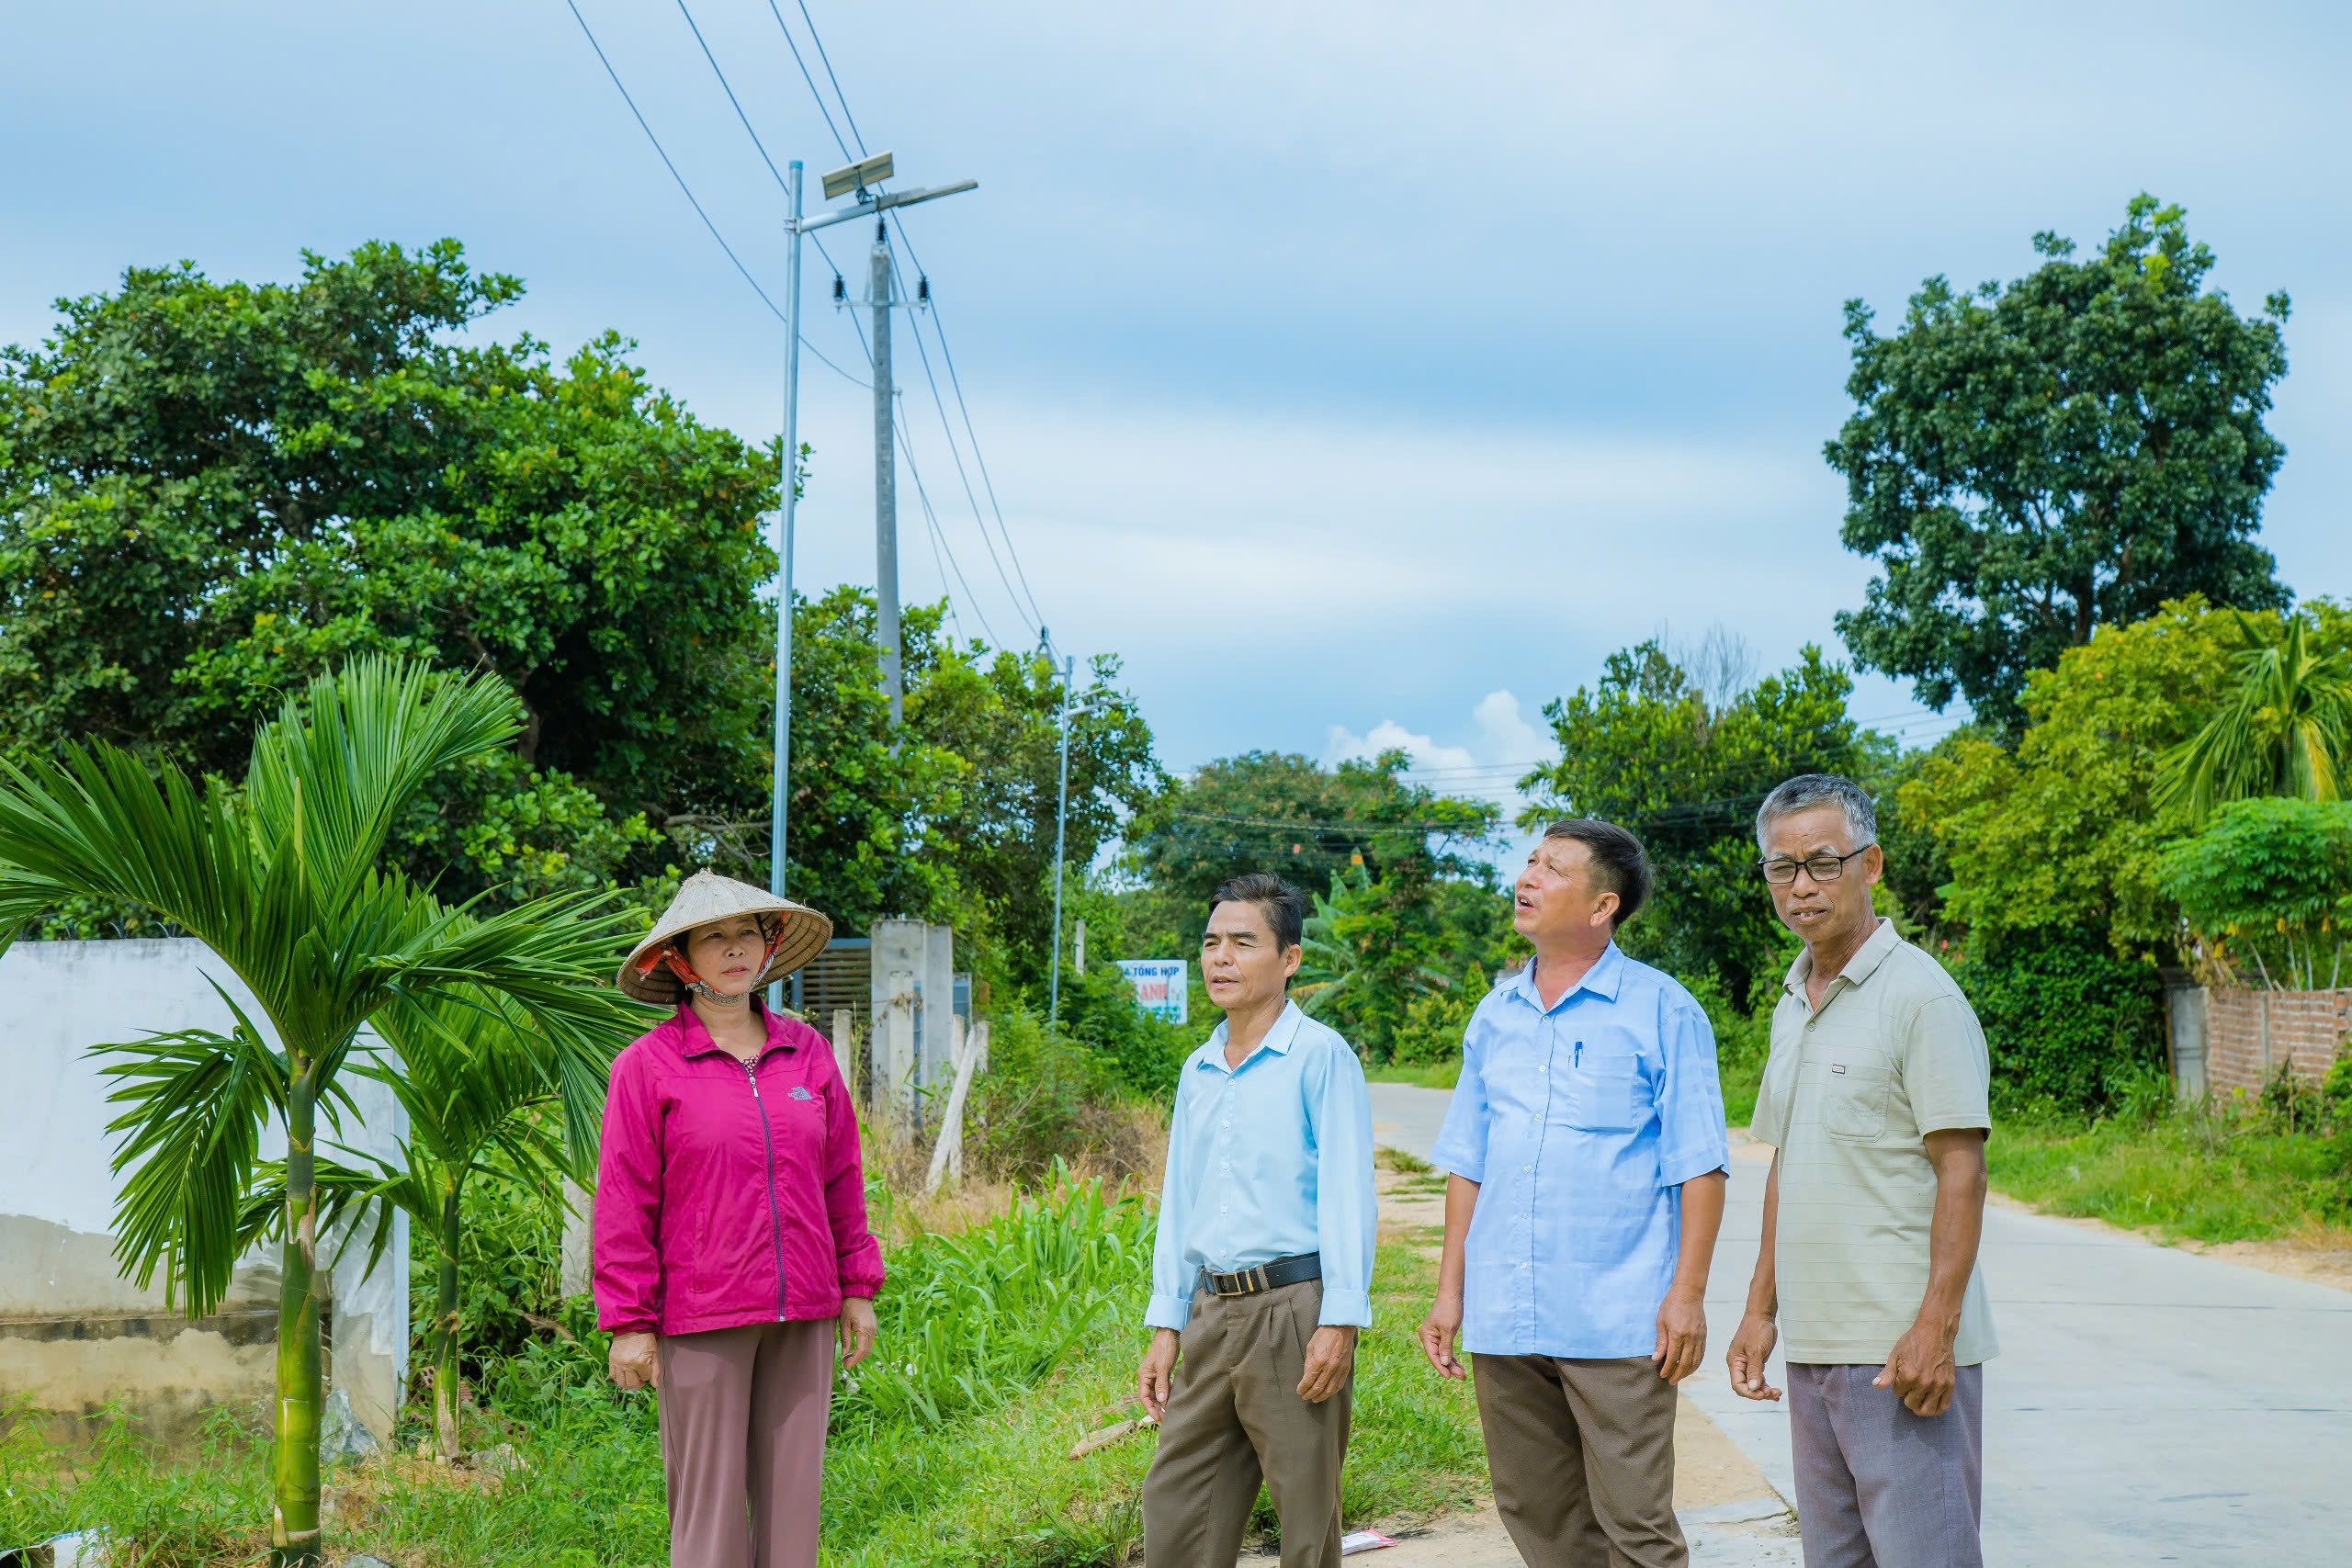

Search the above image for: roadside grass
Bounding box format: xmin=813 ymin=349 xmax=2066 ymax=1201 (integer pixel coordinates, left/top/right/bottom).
xmin=1364 ymin=1060 xmax=1460 ymax=1090
xmin=1988 ymin=1111 xmax=2351 ymax=1245
xmin=2 ymin=1188 xmax=1484 ymax=1568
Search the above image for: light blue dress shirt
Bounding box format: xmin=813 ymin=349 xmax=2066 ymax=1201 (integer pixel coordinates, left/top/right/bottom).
xmin=1146 ymin=1000 xmax=1378 ymax=1331
xmin=1430 ymin=944 xmax=1729 ymax=1359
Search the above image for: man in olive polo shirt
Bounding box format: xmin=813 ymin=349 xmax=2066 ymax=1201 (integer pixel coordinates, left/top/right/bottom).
xmin=1724 ymin=773 xmax=1997 ymax=1568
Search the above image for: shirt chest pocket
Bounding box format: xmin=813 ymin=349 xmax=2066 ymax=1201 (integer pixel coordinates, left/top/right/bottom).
xmin=1820 ymin=1058 xmax=1893 ymax=1143
xmin=1557 ymin=1052 xmax=1649 ymax=1134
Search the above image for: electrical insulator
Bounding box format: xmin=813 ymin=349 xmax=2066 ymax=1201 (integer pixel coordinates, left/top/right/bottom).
xmin=917 ymin=276 xmax=931 ymax=304
xmin=831 ymin=276 xmax=846 ymax=303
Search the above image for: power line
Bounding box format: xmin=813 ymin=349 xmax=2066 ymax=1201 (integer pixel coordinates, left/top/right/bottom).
xmin=562 ymin=0 xmax=788 ymax=324
xmin=563 ymin=0 xmax=869 ymax=394
xmin=761 ymin=0 xmax=854 ymax=163
xmin=767 ymin=0 xmax=1052 ymax=640
xmin=792 ymin=0 xmax=869 ymax=154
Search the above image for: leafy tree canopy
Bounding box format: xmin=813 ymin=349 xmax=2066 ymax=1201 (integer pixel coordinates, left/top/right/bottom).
xmin=1897 ymin=597 xmax=2352 ymax=954
xmin=1827 ymin=194 xmax=2292 ymax=734
xmin=1519 ymin=640 xmax=1875 ymax=1005
xmin=1127 ymin=749 xmax=1498 ymax=923
xmin=0 ymin=243 xmax=1167 ymax=987
xmin=2157 ymin=797 xmax=2352 ymax=991
xmin=0 ymin=240 xmax=777 ymax=909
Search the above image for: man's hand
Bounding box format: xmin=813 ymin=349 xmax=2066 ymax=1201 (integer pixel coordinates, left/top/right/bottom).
xmin=1652 ymin=1285 xmax=1706 ymax=1384
xmin=1876 ymin=1317 xmax=1959 ymax=1416
xmin=1725 ymin=1311 xmax=1781 ymax=1402
xmin=1137 ymin=1327 xmax=1180 ymax=1422
xmin=1418 ymin=1292 xmax=1467 ymax=1380
xmin=838 ymin=1295 xmax=878 ymax=1370
xmin=1296 ymin=1325 xmax=1358 ymax=1404
xmin=608 ymin=1330 xmax=659 ymax=1391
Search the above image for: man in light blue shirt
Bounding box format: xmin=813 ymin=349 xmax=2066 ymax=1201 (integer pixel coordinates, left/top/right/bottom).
xmin=1420 ymin=818 xmax=1729 ymax=1568
xmin=1138 ymin=873 xmax=1377 ymax=1568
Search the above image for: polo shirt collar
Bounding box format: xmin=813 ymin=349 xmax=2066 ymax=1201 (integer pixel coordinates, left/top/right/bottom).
xmin=1199 ymin=998 xmax=1306 ymax=1071
xmin=1508 ymin=942 xmax=1627 ymax=1013
xmin=1783 ymin=916 xmax=1900 ymax=997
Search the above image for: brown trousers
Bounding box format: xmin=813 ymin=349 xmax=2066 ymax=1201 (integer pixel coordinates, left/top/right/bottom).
xmin=1141 ymin=1279 xmax=1351 ymax=1568
xmin=656 ymin=1318 xmax=835 ymax=1568
xmin=1473 ymin=1353 xmax=1687 ymax=1568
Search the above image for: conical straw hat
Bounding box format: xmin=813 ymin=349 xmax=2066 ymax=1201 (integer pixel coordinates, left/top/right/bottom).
xmin=617 ymin=870 xmax=834 ymax=1005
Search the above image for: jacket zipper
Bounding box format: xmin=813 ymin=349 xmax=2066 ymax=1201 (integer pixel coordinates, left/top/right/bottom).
xmin=744 ymin=1056 xmax=790 ymax=1321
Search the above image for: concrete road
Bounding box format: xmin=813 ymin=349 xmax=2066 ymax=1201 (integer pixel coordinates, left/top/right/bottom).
xmin=1368 ymin=1083 xmax=2352 ymax=1566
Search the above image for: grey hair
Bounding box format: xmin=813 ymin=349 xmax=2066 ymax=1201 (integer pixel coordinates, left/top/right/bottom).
xmin=1754 ymin=773 xmax=1877 ymax=853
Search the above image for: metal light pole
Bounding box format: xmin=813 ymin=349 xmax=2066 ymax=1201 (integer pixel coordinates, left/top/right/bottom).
xmin=768 ymin=160 xmax=805 ymax=1011
xmin=1046 ymin=650 xmax=1100 ymax=1032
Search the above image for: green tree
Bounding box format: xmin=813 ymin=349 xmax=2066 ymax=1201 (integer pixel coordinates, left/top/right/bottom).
xmin=1521 ymin=641 xmax=1871 ymax=1005
xmin=0 ymin=241 xmax=779 ymax=908
xmin=2157 ymin=611 xmax=2352 ymax=820
xmin=0 ymin=660 xmax=636 ymax=1566
xmin=2157 ymin=798 xmax=2352 ymax=990
xmin=1126 ymin=750 xmax=1498 ymax=943
xmin=1826 ymin=195 xmax=2292 ymax=733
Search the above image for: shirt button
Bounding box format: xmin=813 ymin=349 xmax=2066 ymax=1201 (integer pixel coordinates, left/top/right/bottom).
xmin=1522 ymin=1165 xmax=1532 ymax=1173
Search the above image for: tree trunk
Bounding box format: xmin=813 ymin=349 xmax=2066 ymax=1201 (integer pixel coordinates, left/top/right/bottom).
xmin=270 ymin=1061 xmax=324 ymax=1567
xmin=435 ymin=1180 xmax=464 ymax=1463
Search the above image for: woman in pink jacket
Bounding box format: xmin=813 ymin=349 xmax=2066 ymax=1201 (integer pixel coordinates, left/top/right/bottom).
xmin=594 ymin=871 xmax=884 ymax=1568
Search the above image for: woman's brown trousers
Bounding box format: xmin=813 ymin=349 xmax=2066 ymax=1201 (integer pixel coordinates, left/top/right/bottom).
xmin=656 ymin=1318 xmax=835 ymax=1568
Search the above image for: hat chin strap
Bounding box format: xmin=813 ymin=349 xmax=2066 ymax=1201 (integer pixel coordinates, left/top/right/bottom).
xmin=663 ymin=928 xmax=790 ymax=1006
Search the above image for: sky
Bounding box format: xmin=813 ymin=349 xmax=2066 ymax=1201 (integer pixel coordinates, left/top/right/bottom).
xmin=5 ymin=0 xmax=2348 ymax=831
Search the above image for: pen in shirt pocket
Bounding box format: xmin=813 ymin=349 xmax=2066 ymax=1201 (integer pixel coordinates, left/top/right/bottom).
xmin=1575 ymin=1040 xmax=1582 ymax=1068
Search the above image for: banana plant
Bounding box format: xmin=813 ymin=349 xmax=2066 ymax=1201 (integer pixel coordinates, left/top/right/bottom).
xmin=0 ymin=659 xmax=639 ymax=1567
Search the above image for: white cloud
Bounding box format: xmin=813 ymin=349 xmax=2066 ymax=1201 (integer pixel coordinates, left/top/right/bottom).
xmin=1322 ymin=689 xmax=1555 ymax=870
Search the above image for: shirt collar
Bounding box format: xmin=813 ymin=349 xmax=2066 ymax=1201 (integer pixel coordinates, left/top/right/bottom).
xmin=1507 ymin=942 xmax=1627 ymax=1013
xmin=1784 ymin=916 xmax=1901 ymax=998
xmin=673 ymin=999 xmax=795 ymax=1061
xmin=1198 ymin=998 xmax=1306 ymax=1071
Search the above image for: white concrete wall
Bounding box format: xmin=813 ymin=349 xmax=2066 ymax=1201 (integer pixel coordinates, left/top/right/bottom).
xmin=0 ymin=938 xmax=407 ymax=1444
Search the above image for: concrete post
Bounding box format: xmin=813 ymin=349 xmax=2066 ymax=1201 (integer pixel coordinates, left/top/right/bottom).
xmin=831 ymin=1009 xmax=857 ymax=1103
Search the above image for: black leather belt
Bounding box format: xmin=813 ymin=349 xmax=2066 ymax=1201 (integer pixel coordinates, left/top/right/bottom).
xmin=1198 ymin=1251 xmax=1321 ymax=1298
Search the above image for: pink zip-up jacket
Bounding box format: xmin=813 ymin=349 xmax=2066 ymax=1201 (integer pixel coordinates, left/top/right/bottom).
xmin=593 ymin=1003 xmax=884 ymax=1337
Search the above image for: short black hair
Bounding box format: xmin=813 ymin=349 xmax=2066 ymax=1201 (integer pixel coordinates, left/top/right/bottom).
xmin=1207 ymin=872 xmax=1307 ymax=951
xmin=1540 ymin=818 xmax=1653 ymax=929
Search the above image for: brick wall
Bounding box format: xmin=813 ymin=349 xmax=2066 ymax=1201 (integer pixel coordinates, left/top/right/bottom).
xmin=2201 ymin=986 xmax=2352 ymax=1099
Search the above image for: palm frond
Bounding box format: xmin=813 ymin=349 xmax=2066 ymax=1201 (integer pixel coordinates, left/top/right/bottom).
xmin=243 ymin=658 xmax=521 ymax=910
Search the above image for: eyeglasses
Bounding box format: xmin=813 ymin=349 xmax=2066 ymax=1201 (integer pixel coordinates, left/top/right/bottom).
xmin=1756 ymin=847 xmax=1871 ymax=885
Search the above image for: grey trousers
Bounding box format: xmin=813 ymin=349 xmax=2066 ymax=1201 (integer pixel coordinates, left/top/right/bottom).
xmin=1141 ymin=1279 xmax=1351 ymax=1568
xmin=1472 ymin=1353 xmax=1688 ymax=1568
xmin=1787 ymin=1362 xmax=1984 ymax=1568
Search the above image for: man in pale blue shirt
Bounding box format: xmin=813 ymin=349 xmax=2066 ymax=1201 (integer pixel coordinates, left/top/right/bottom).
xmin=1419 ymin=818 xmax=1729 ymax=1568
xmin=1137 ymin=872 xmax=1378 ymax=1568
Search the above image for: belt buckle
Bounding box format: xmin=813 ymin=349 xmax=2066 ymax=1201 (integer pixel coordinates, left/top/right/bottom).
xmin=1213 ymin=1270 xmax=1245 ymax=1298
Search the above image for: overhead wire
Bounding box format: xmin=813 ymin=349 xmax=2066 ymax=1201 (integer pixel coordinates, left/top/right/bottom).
xmin=563 ymin=0 xmax=872 ymax=396
xmin=763 ymin=0 xmax=1050 ymax=638
xmin=656 ymin=0 xmax=998 ymax=642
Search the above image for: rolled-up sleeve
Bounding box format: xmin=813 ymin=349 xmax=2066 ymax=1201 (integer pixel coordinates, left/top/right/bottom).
xmin=1310 ymin=1043 xmax=1377 ymax=1328
xmin=1656 ymin=991 xmax=1730 ymax=1189
xmin=592 ymin=1047 xmax=662 ymax=1334
xmin=1430 ymin=1010 xmax=1493 ymax=1183
xmin=1145 ymin=1080 xmax=1198 ymax=1331
xmin=822 ymin=1051 xmax=886 ymax=1298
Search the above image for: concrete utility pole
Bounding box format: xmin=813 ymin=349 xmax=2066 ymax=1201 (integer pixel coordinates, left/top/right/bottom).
xmin=776 ymin=151 xmax=972 ymax=791
xmin=870 ymin=219 xmax=901 ymax=728
xmin=767 ymin=160 xmax=806 ymax=1012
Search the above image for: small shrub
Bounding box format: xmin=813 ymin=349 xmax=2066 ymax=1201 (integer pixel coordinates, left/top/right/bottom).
xmin=1944 ymin=935 xmax=2165 ymax=1115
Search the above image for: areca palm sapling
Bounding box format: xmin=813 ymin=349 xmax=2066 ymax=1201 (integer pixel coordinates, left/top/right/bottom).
xmin=0 ymin=660 xmax=639 ymax=1567
xmin=240 ymin=984 xmax=609 ymax=1463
